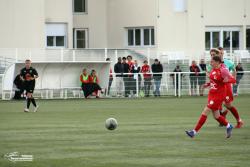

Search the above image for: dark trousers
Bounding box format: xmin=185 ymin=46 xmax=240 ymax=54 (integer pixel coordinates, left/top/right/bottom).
xmin=144 ymin=78 xmax=151 ymax=96
xmin=190 ymin=76 xmax=198 ymax=89
xmin=123 ymin=77 xmax=130 ymax=97
xmin=132 ymin=77 xmax=141 ymax=94
xmin=107 ymin=78 xmax=113 ymax=95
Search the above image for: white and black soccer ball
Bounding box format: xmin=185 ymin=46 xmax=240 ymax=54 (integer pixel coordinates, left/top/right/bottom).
xmin=105 ymin=118 xmax=118 ymax=130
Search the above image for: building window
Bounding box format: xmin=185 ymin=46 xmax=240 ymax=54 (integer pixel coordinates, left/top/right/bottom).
xmin=246 ymin=28 xmax=250 ymax=50
xmin=74 ymin=29 xmax=88 ymax=48
xmin=205 ymin=27 xmax=241 ymax=51
xmin=128 ymin=29 xmax=134 ymax=46
xmin=46 ymin=23 xmax=67 ymax=48
xmin=126 ymin=27 xmax=155 ymax=47
xmin=46 ymin=36 xmax=65 ymax=47
xmin=73 ymin=0 xmax=87 ymax=13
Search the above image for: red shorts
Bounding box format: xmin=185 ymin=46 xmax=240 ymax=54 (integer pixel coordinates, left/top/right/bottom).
xmin=224 ymin=83 xmax=233 ymax=104
xmin=207 ymin=92 xmax=225 ymax=111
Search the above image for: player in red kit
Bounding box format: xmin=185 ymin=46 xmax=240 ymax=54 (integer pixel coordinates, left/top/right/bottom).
xmin=186 ymin=56 xmax=235 ymax=138
xmin=217 ymin=47 xmax=243 ymax=128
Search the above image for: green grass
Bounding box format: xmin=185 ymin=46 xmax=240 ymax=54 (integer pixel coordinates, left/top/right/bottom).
xmin=0 ymin=96 xmax=250 ymax=167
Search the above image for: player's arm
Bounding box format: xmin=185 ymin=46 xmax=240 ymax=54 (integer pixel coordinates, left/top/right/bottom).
xmin=232 ymin=68 xmax=236 ymax=78
xmin=221 ymin=68 xmax=236 ymax=84
xmin=202 ymin=82 xmax=211 ymax=89
xmin=33 ymin=69 xmax=39 ymax=79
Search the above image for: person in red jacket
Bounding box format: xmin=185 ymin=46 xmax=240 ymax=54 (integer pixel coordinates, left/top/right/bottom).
xmin=141 ymin=60 xmax=152 ymax=97
xmin=89 ymin=69 xmax=103 ymax=98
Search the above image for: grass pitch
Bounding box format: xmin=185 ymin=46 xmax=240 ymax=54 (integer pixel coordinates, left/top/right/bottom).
xmin=0 ymin=96 xmax=249 ymax=167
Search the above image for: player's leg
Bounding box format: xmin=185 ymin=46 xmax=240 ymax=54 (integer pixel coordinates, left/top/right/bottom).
xmin=29 ymin=82 xmax=38 ymax=112
xmin=224 ymin=102 xmax=243 ymax=128
xmin=212 ymin=110 xmax=233 ymax=138
xmin=185 ymin=106 xmax=210 ymax=138
xmin=24 ymin=92 xmax=31 ymax=112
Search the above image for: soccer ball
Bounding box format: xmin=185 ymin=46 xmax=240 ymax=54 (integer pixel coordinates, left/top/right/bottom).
xmin=105 ymin=118 xmax=118 ymax=130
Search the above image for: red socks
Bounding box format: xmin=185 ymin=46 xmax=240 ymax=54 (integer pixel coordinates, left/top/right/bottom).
xmin=216 ymin=115 xmax=228 ymax=126
xmin=194 ymin=114 xmax=207 ymax=132
xmin=229 ymin=106 xmax=240 ymax=122
xmin=221 ymin=110 xmax=229 ymax=118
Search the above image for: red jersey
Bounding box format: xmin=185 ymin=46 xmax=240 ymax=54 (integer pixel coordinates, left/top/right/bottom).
xmin=109 ymin=68 xmax=113 ymax=78
xmin=127 ymin=61 xmax=134 ymax=76
xmin=208 ymin=68 xmax=226 ymax=94
xmin=141 ymin=65 xmax=151 ymax=79
xmin=221 ymin=63 xmax=234 ymax=103
xmin=206 ymin=66 xmax=236 ymax=110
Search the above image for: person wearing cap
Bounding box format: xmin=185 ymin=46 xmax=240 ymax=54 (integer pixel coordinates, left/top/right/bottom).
xmin=151 ymin=59 xmax=163 ymax=97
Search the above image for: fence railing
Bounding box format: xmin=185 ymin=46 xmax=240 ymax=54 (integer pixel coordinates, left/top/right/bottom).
xmin=1 ymin=48 xmax=249 ymax=65
xmin=1 ymin=72 xmax=250 ymax=100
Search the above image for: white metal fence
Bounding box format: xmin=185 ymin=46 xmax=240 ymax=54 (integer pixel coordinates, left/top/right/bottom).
xmin=1 ymin=72 xmax=250 ymax=100
xmin=1 ymin=48 xmax=250 ymax=68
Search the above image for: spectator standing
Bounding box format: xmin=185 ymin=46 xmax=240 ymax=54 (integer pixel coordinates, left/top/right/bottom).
xmin=122 ymin=57 xmax=130 ymax=97
xmin=127 ymin=55 xmax=134 ymax=96
xmin=131 ymin=60 xmax=141 ymax=95
xmin=141 ymin=60 xmax=151 ymax=97
xmin=189 ymin=60 xmax=200 ymax=96
xmin=233 ymin=63 xmax=244 ymax=96
xmin=151 ymin=59 xmax=163 ymax=97
xmin=198 ymin=59 xmax=207 ymax=96
xmin=170 ymin=65 xmax=183 ymax=96
xmin=114 ymin=57 xmax=123 ymax=97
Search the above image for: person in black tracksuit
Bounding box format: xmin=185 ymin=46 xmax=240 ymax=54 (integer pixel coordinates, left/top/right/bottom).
xmin=13 ymin=74 xmax=24 ymax=99
xmin=151 ymin=59 xmax=163 ymax=97
xmin=121 ymin=57 xmax=130 ymax=97
xmin=114 ymin=57 xmax=123 ymax=96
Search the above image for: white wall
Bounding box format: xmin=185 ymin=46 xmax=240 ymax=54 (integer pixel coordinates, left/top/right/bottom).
xmin=0 ymin=0 xmax=45 ymax=48
xmin=73 ymin=0 xmax=108 ymax=48
xmin=107 ymin=0 xmax=157 ymax=48
xmin=45 ymin=0 xmax=73 ymax=48
xmin=156 ymin=0 xmax=250 ymax=60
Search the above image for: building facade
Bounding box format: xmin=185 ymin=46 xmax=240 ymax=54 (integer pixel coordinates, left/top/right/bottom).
xmin=0 ymin=0 xmax=250 ymax=58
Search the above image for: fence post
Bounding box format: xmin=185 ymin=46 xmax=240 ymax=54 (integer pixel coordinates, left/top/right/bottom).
xmin=61 ymin=49 xmax=64 ymax=62
xmin=105 ymin=48 xmax=108 ymax=60
xmin=174 ymin=73 xmax=177 ymax=96
xmin=136 ymin=73 xmax=139 ymax=97
xmin=115 ymin=49 xmax=118 ymax=62
xmin=29 ymin=50 xmax=32 ymax=60
xmin=73 ymin=50 xmax=76 ymax=62
xmin=15 ymin=48 xmax=18 ymax=62
xmin=178 ymin=72 xmax=181 ymax=97
xmin=147 ymin=48 xmax=150 ymax=64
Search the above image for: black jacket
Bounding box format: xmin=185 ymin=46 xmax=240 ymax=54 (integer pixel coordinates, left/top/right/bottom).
xmin=114 ymin=62 xmax=129 ymax=77
xmin=151 ymin=63 xmax=163 ymax=79
xmin=122 ymin=63 xmax=129 ymax=77
xmin=14 ymin=74 xmax=24 ymax=90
